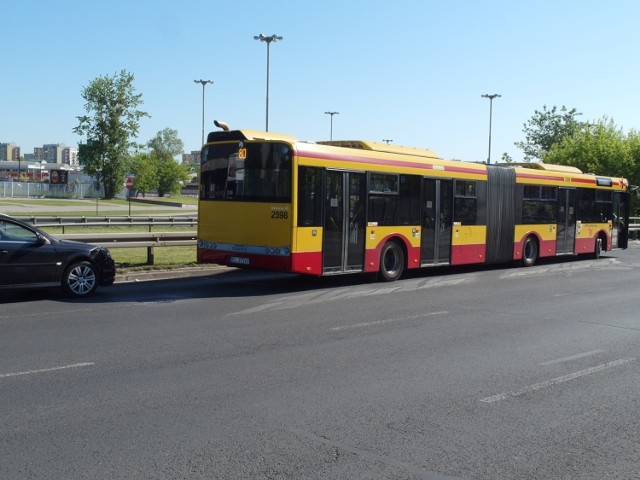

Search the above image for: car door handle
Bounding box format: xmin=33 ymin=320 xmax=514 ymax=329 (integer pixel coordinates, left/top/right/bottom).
xmin=0 ymin=250 xmax=8 ymax=255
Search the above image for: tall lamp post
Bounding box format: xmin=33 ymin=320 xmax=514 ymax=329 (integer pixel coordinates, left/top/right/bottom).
xmin=194 ymin=79 xmax=214 ymax=147
xmin=324 ymin=111 xmax=339 ymax=140
xmin=481 ymin=93 xmax=501 ymax=164
xmin=254 ymin=33 xmax=283 ymax=132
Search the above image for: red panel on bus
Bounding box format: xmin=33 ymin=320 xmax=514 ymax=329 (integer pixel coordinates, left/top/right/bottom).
xmin=198 ymin=249 xmax=291 ymax=272
xmin=450 ymin=244 xmax=486 ymax=265
xmin=290 ymin=251 xmax=323 ymax=276
xmin=364 ymin=248 xmax=381 ymax=273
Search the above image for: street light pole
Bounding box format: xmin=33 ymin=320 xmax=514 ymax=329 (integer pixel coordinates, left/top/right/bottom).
xmin=94 ymin=168 xmax=102 ymax=215
xmin=324 ymin=111 xmax=339 ymax=140
xmin=194 ymin=79 xmax=214 ymax=147
xmin=254 ymin=33 xmax=283 ymax=132
xmin=481 ymin=93 xmax=501 ymax=164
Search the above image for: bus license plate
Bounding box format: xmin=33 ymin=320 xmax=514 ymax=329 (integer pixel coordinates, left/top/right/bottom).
xmin=229 ymin=256 xmax=250 ymax=265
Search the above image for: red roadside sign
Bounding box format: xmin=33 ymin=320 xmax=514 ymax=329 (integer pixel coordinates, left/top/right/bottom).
xmin=125 ymin=176 xmax=134 ymax=190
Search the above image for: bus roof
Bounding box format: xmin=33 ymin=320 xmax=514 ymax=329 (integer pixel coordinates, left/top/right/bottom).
xmin=206 ymin=129 xmax=299 ymax=144
xmin=206 ymin=129 xmax=441 ymax=159
xmin=317 ymin=140 xmax=441 ymax=160
xmin=500 ymin=162 xmax=584 ymax=174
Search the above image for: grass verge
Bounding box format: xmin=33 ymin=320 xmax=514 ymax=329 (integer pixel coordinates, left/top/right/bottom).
xmin=112 ymin=245 xmax=197 ymax=272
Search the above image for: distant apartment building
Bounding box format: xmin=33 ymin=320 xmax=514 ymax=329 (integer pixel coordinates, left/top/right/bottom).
xmin=1 ymin=142 xmax=77 ymax=168
xmin=63 ymin=146 xmax=79 ymax=166
xmin=42 ymin=144 xmax=66 ymax=163
xmin=182 ymin=150 xmax=201 ymax=165
xmin=0 ymin=143 xmax=20 ymax=161
xmin=33 ymin=147 xmax=45 ymax=161
xmin=29 ymin=144 xmax=78 ymax=166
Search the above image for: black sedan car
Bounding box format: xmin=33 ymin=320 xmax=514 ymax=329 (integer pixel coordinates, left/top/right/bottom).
xmin=0 ymin=214 xmax=115 ymax=297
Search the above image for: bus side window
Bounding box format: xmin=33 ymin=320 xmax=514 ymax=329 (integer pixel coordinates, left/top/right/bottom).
xmin=298 ymin=166 xmax=323 ymax=227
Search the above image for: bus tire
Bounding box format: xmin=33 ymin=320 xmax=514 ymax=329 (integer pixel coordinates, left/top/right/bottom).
xmin=592 ymin=236 xmax=602 ymax=259
xmin=521 ymin=236 xmax=538 ymax=267
xmin=379 ymin=241 xmax=405 ymax=282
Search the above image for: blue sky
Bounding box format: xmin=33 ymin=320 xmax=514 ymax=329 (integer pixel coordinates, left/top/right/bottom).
xmin=2 ymin=0 xmax=639 ymax=163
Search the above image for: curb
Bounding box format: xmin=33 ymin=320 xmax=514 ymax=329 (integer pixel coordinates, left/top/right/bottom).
xmin=115 ymin=265 xmax=233 ymax=283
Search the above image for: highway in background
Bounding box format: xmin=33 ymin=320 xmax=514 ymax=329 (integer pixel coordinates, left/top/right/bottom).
xmin=2 ymin=248 xmax=640 ymax=479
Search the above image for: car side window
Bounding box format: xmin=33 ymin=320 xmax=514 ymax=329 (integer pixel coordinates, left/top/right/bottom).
xmin=0 ymin=220 xmax=39 ymax=242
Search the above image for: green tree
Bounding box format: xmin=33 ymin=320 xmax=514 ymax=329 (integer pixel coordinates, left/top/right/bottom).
xmin=145 ymin=128 xmax=188 ymax=197
xmin=544 ymin=118 xmax=634 ymax=180
xmin=147 ymin=128 xmax=184 ymax=162
xmin=545 ymin=118 xmax=640 ymax=215
xmin=128 ymin=153 xmax=159 ymax=197
xmin=500 ymin=152 xmax=514 ymax=163
xmin=74 ymin=70 xmax=149 ymax=198
xmin=515 ymin=105 xmax=583 ymax=162
xmin=157 ymin=159 xmax=190 ymax=197
xmin=626 ymin=130 xmax=640 ymax=185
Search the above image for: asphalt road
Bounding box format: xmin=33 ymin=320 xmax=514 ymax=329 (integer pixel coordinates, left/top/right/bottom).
xmin=2 ymin=248 xmax=640 ymax=479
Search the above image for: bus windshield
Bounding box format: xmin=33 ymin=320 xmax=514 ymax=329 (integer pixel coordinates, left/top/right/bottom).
xmin=200 ymin=141 xmax=292 ymax=202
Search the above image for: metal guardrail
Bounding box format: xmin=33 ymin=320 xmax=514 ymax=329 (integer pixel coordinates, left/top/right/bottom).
xmin=19 ymin=216 xmax=199 ymax=265
xmin=55 ymin=231 xmax=197 ymax=265
xmin=18 ymin=215 xmax=197 ymax=233
xmin=55 ymin=231 xmax=197 ymax=247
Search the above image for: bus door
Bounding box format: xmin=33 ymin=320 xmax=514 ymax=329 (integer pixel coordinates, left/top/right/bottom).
xmin=612 ymin=191 xmax=629 ymax=248
xmin=323 ymin=170 xmax=366 ymax=273
xmin=557 ymin=188 xmax=576 ymax=254
xmin=421 ymin=178 xmax=453 ymax=265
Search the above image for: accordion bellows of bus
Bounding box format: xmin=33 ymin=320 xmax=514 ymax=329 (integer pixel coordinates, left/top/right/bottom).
xmin=197 ymin=127 xmax=629 ymax=281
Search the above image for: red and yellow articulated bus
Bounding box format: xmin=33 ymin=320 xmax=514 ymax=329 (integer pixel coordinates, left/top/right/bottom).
xmin=197 ymin=127 xmax=629 ymax=281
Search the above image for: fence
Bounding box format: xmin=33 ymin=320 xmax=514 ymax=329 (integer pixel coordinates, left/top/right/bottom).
xmin=0 ymin=181 xmax=197 ymax=199
xmin=1 ymin=181 xmax=101 ymax=199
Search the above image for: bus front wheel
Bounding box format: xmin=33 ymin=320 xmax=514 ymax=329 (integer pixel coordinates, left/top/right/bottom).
xmin=379 ymin=241 xmax=405 ymax=282
xmin=521 ymin=236 xmax=538 ymax=267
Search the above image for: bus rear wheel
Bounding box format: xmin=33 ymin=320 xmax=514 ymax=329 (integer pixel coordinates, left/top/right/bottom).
xmin=379 ymin=241 xmax=405 ymax=282
xmin=592 ymin=236 xmax=603 ymax=259
xmin=521 ymin=236 xmax=538 ymax=267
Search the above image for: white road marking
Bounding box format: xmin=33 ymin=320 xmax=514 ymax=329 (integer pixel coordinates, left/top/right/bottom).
xmin=480 ymin=357 xmax=636 ymax=403
xmin=228 ymin=301 xmax=287 ymax=315
xmin=540 ymin=349 xmax=605 ymax=366
xmin=0 ymin=362 xmax=94 ymax=379
xmin=331 ymin=311 xmax=448 ymax=331
xmin=228 ymin=275 xmax=475 ymax=315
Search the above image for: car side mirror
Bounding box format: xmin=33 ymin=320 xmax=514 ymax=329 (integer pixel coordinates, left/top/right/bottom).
xmin=36 ymin=234 xmax=47 ymax=246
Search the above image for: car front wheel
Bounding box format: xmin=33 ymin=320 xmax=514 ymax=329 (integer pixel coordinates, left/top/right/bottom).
xmin=62 ymin=261 xmax=99 ymax=297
